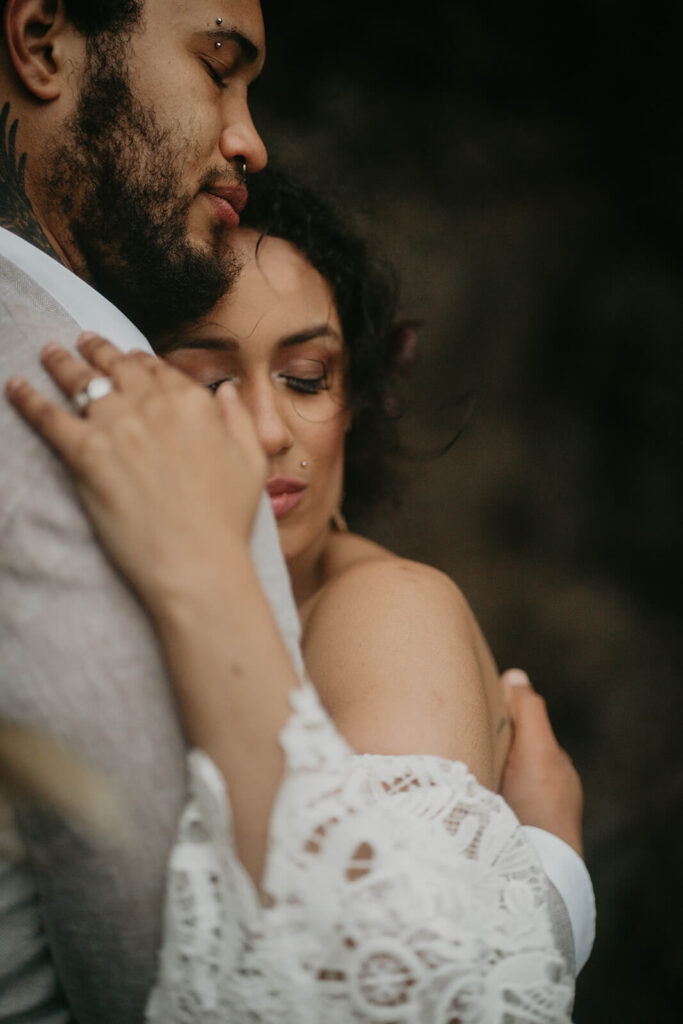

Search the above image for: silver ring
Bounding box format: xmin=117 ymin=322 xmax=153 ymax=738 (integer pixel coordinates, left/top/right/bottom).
xmin=73 ymin=376 xmax=114 ymax=414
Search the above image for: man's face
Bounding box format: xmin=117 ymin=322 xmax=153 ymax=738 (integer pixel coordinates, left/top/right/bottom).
xmin=46 ymin=0 xmax=267 ymax=339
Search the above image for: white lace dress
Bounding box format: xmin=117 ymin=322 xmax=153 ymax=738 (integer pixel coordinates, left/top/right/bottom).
xmin=146 ymin=681 xmax=575 ymax=1023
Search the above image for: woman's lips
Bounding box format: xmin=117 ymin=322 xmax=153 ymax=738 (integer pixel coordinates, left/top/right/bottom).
xmin=267 ymin=477 xmax=306 ymax=519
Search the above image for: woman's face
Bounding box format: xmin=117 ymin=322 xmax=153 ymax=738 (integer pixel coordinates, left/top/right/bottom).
xmin=162 ymin=229 xmax=350 ymax=565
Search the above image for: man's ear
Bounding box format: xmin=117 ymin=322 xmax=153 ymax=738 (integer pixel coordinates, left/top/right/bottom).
xmin=3 ymin=0 xmax=75 ymax=102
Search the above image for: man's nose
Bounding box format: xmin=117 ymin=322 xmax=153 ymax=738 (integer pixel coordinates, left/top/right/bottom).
xmin=219 ymin=94 xmax=268 ymax=174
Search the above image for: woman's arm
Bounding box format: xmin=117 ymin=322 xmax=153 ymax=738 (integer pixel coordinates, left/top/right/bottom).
xmin=303 ymin=557 xmax=509 ymax=790
xmin=5 ymin=335 xmax=302 ymax=884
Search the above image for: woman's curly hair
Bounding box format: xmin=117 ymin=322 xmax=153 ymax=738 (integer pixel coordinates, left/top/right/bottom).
xmin=241 ymin=166 xmax=403 ymax=521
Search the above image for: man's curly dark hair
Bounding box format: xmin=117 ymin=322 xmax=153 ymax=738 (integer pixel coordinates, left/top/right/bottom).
xmin=241 ymin=166 xmax=402 ymax=521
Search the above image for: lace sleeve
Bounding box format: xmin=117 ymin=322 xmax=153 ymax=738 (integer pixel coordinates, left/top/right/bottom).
xmin=146 ymin=681 xmax=575 ymax=1023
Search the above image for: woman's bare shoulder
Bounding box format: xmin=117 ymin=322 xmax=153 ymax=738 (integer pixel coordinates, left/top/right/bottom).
xmin=301 ymin=534 xmax=503 ymax=784
xmin=308 ymin=532 xmax=473 ymax=643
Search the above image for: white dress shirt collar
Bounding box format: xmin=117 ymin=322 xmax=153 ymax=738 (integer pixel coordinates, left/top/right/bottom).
xmin=0 ymin=227 xmax=152 ymax=354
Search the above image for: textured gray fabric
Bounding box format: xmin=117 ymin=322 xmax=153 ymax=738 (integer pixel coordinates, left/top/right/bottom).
xmin=0 ymin=256 xmax=188 ymax=1023
xmin=0 ymin=255 xmax=301 ymax=1023
xmin=0 ymin=834 xmax=72 ymax=1024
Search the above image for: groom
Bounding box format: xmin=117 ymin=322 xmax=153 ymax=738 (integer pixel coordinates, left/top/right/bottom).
xmin=0 ymin=2 xmax=593 ymax=1022
xmin=0 ymin=3 xmax=291 ymax=1022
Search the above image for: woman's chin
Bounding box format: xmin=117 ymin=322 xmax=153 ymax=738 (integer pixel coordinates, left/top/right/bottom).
xmin=277 ymin=523 xmax=324 ymax=575
xmin=276 ymin=525 xmax=298 ymax=566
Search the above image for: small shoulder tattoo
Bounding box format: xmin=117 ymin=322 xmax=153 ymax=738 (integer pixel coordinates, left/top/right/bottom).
xmin=0 ymin=101 xmax=61 ymax=261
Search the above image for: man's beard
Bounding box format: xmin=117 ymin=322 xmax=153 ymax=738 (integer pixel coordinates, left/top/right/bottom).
xmin=46 ymin=35 xmax=240 ymax=343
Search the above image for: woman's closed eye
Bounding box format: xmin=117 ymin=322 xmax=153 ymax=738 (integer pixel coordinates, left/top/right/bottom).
xmin=204 ymin=363 xmax=334 ymax=398
xmin=278 ymin=363 xmax=330 ymax=395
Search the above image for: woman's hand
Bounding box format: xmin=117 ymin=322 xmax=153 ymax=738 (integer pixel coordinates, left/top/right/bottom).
xmin=500 ymin=670 xmax=584 ymax=857
xmin=5 ymin=333 xmax=267 ymax=618
xmin=7 ymin=334 xmax=297 ymax=884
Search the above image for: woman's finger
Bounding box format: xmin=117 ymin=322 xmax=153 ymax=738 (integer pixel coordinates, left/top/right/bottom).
xmin=78 ymin=334 xmax=200 ymax=399
xmin=76 ymin=333 xmax=154 ymax=377
xmin=39 ymin=339 xmax=157 ymax=417
xmin=39 ymin=342 xmax=108 ymax=405
xmin=215 ymin=383 xmax=267 ymax=471
xmin=503 ymin=669 xmax=561 ymax=755
xmin=77 ymin=334 xmax=165 ymax=401
xmin=5 ymin=376 xmax=88 ymax=462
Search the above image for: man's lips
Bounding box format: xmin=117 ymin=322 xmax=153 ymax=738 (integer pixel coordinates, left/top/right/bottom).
xmin=267 ymin=477 xmax=307 ymax=519
xmin=203 ymin=184 xmax=248 ymax=227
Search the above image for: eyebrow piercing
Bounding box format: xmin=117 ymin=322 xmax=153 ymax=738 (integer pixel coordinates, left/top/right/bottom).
xmin=215 ymin=41 xmax=222 ymax=48
xmin=216 ymin=17 xmax=223 ymax=25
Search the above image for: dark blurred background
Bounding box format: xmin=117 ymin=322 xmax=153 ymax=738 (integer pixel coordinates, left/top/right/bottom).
xmin=255 ymin=2 xmax=682 ymax=1019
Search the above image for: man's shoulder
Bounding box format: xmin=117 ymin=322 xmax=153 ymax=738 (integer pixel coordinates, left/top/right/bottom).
xmin=0 ymin=251 xmax=80 ymax=420
xmin=0 ymin=253 xmax=77 ymax=342
xmin=0 ymin=256 xmax=82 ymax=535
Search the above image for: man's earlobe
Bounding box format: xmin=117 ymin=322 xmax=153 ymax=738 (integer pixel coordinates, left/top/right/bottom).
xmin=3 ymin=0 xmax=72 ymax=102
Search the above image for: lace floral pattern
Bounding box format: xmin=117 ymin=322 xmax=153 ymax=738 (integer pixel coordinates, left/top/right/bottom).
xmin=146 ymin=682 xmax=574 ymax=1023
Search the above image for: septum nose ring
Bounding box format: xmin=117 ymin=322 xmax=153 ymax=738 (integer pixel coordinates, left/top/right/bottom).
xmin=238 ymin=157 xmax=247 ymax=181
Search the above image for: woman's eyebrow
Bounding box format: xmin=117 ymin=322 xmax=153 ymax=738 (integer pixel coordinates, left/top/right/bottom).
xmin=159 ymin=334 xmax=239 ymax=355
xmin=279 ymin=326 xmax=342 ymax=348
xmin=158 ymin=325 xmax=341 ymax=356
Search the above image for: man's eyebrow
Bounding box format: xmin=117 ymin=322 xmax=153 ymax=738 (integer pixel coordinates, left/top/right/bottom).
xmin=205 ymin=27 xmax=260 ymax=64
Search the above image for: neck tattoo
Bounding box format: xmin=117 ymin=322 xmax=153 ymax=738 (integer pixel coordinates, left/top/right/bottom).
xmin=0 ymin=102 xmax=61 ymax=262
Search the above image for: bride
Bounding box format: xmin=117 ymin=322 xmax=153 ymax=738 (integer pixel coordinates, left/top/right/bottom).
xmin=5 ymin=168 xmax=591 ymax=1022
xmin=160 ymin=167 xmax=512 ymax=793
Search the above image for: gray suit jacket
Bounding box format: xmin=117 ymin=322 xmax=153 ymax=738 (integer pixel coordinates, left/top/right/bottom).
xmin=0 ymin=254 xmax=301 ymax=1023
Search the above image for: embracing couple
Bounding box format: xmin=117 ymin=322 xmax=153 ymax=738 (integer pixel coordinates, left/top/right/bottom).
xmin=0 ymin=2 xmax=595 ymax=1022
